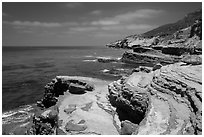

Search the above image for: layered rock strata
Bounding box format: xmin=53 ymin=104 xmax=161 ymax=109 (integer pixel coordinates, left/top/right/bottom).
xmin=108 ymin=63 xmax=202 ymax=135
xmin=121 ymin=51 xmax=182 ymax=65
xmin=106 ymin=12 xmax=202 ymax=66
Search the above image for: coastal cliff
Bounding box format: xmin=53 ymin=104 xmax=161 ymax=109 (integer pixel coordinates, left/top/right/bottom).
xmin=10 ymin=62 xmax=202 ymax=135
xmin=106 ymin=9 xmax=202 ymax=66
xmin=105 ymin=9 xmax=202 ymax=135
xmin=108 ymin=63 xmax=202 ymax=135
xmin=4 ymin=9 xmax=202 ymax=135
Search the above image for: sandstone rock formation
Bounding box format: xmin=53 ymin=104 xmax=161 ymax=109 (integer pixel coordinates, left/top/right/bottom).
xmin=37 ymin=76 xmax=94 ymax=108
xmin=121 ymin=51 xmax=181 ymax=65
xmin=28 ymin=77 xmax=122 ymax=135
xmin=121 ymin=120 xmax=138 ymax=135
xmin=106 ymin=10 xmax=202 ymax=67
xmin=26 ymin=107 xmax=59 ymax=135
xmin=108 ymin=62 xmax=202 ymax=135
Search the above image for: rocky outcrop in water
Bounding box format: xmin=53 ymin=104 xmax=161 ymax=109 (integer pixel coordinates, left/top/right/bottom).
xmin=26 ymin=107 xmax=59 ymax=135
xmin=121 ymin=51 xmax=181 ymax=65
xmin=97 ymin=57 xmax=121 ymax=63
xmin=106 ymin=10 xmax=202 ymax=66
xmin=108 ymin=62 xmax=202 ymax=135
xmin=37 ymin=76 xmax=94 ymax=108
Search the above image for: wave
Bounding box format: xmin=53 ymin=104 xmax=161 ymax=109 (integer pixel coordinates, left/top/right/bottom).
xmin=96 ymin=56 xmax=112 ymax=59
xmin=101 ymin=69 xmax=110 ymax=73
xmin=84 ymin=55 xmax=94 ymax=58
xmin=2 ymin=105 xmax=34 ymax=125
xmin=82 ymin=59 xmax=97 ymax=62
xmin=96 ymin=56 xmax=121 ymax=59
xmin=56 ymin=75 xmax=109 ymax=83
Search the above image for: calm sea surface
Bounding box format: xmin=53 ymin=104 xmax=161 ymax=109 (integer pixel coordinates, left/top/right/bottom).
xmin=2 ymin=46 xmax=138 ymax=112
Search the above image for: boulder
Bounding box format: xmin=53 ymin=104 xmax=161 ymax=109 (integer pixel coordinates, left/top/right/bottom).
xmin=69 ymin=83 xmax=86 ymax=94
xmin=139 ymin=66 xmax=151 ymax=73
xmin=152 ymin=63 xmax=162 ymax=71
xmin=161 ymin=46 xmax=186 ymax=56
xmin=65 ymin=120 xmax=87 ymax=132
xmin=132 ymin=67 xmax=151 ymax=73
xmin=108 ymin=79 xmax=149 ymax=124
xmin=85 ymin=83 xmax=94 ymax=91
xmin=181 ymin=55 xmax=202 ymax=65
xmin=121 ymin=120 xmax=138 ymax=135
xmin=56 ymin=128 xmax=66 ymax=135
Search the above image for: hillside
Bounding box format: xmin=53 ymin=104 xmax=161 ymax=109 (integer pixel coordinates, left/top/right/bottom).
xmin=142 ymin=9 xmax=202 ymax=38
xmin=106 ymin=9 xmax=202 ymax=51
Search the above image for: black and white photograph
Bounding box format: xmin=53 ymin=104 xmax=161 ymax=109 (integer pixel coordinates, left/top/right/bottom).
xmin=1 ymin=0 xmax=202 ymax=135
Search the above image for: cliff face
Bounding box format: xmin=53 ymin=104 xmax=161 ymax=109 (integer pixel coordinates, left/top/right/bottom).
xmin=6 ymin=9 xmax=202 ymax=135
xmin=106 ymin=9 xmax=202 ymax=57
xmin=106 ymin=9 xmax=202 ymax=135
xmin=108 ymin=63 xmax=202 ymax=135
xmin=142 ymin=9 xmax=202 ymax=38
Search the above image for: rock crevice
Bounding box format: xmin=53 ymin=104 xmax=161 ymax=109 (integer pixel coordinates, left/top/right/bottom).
xmin=108 ymin=63 xmax=202 ymax=135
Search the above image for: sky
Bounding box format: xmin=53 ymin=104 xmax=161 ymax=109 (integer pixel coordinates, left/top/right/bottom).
xmin=2 ymin=2 xmax=202 ymax=46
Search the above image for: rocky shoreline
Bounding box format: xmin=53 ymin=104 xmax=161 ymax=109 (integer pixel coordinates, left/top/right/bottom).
xmin=108 ymin=62 xmax=202 ymax=134
xmin=3 ymin=9 xmax=202 ymax=135
xmin=6 ymin=60 xmax=202 ymax=135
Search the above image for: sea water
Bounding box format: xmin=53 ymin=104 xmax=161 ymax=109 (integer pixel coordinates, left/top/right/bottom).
xmin=2 ymin=46 xmax=142 ymax=126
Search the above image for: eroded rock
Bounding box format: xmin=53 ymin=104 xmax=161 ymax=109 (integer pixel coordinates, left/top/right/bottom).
xmin=121 ymin=120 xmax=138 ymax=135
xmin=64 ymin=104 xmax=76 ymax=114
xmin=26 ymin=107 xmax=59 ymax=135
xmin=65 ymin=120 xmax=87 ymax=132
xmin=108 ymin=63 xmax=202 ymax=135
xmin=108 ymin=74 xmax=150 ymax=124
xmin=97 ymin=57 xmax=120 ymax=63
xmin=152 ymin=63 xmax=162 ymax=71
xmin=37 ymin=77 xmax=94 ymax=108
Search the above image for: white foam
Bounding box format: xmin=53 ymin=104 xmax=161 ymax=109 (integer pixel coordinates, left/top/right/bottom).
xmin=84 ymin=55 xmax=94 ymax=58
xmin=97 ymin=56 xmax=112 ymax=59
xmin=56 ymin=75 xmax=106 ymax=83
xmin=82 ymin=59 xmax=97 ymax=62
xmin=96 ymin=56 xmax=121 ymax=61
xmin=2 ymin=105 xmax=34 ymax=124
xmin=101 ymin=69 xmax=110 ymax=73
xmin=2 ymin=111 xmax=17 ymax=118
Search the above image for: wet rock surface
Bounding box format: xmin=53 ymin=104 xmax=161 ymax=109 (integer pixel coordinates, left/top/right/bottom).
xmin=97 ymin=57 xmax=121 ymax=63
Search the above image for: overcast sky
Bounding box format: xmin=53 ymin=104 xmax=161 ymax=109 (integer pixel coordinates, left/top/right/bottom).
xmin=2 ymin=2 xmax=201 ymax=46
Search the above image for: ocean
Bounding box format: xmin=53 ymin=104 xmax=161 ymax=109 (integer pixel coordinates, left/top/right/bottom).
xmin=2 ymin=46 xmax=143 ymax=121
